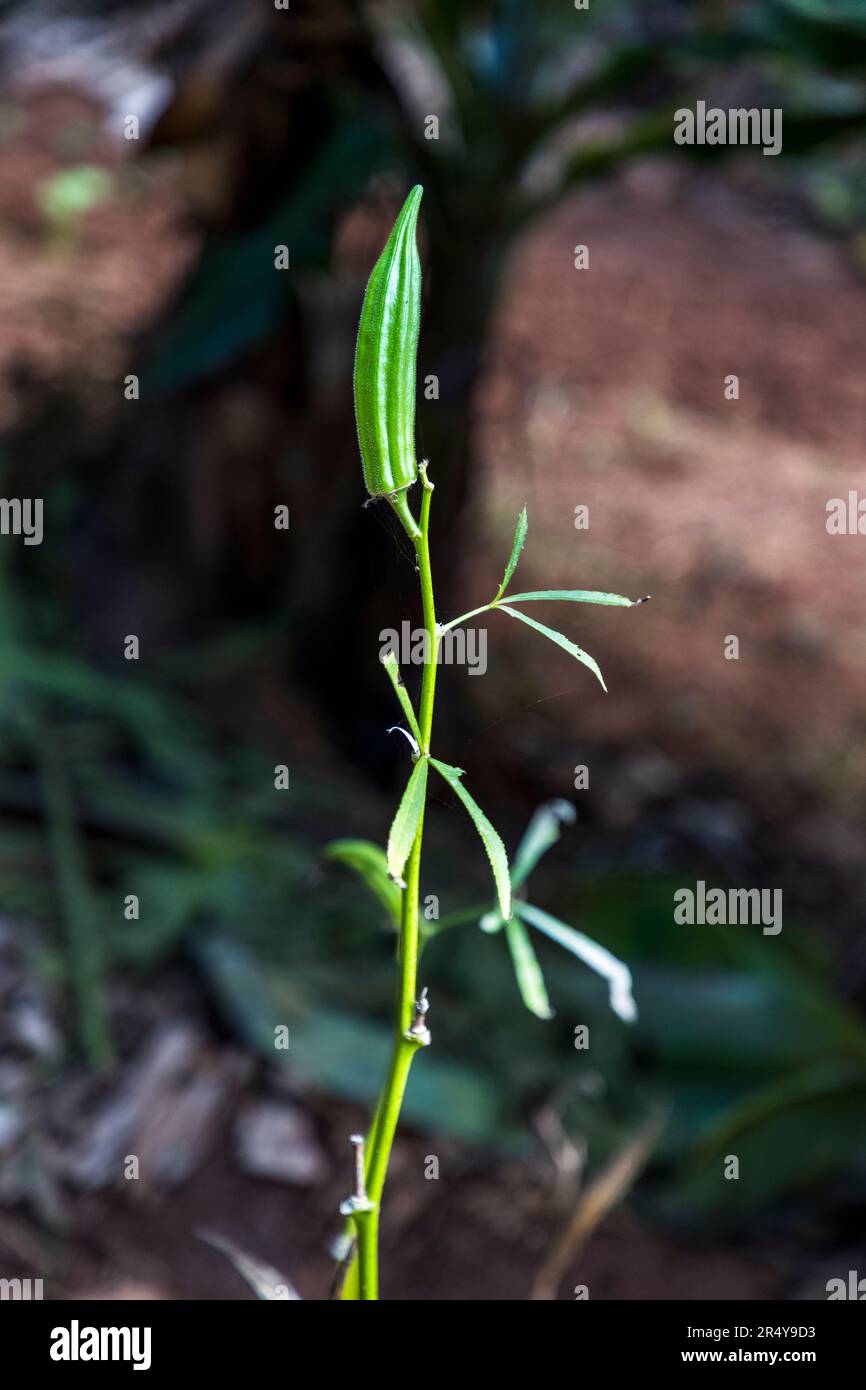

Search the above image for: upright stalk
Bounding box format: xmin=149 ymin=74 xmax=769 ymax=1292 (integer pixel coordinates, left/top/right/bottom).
xmin=355 ymin=1212 xmax=379 ymax=1301
xmin=337 ymin=183 xmax=642 ymax=1303
xmin=342 ymin=469 xmax=438 ymax=1299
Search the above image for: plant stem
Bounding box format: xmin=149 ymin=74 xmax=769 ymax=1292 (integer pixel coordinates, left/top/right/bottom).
xmin=342 ymin=472 xmax=438 ymax=1300
xmin=354 ymin=1210 xmax=379 ymax=1300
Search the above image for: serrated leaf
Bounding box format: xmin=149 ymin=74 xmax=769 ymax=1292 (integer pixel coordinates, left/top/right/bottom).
xmin=381 ymin=650 xmax=423 ymax=748
xmin=323 ymin=839 xmax=401 ymax=927
xmin=503 ymin=589 xmax=635 ymax=607
xmin=512 ymin=799 xmax=576 ymax=890
xmin=387 ymin=757 xmax=428 ymax=883
xmin=430 ymin=758 xmax=510 ymax=919
xmin=505 ymin=916 xmax=554 ymax=1019
xmin=479 ymin=800 xmax=577 ymax=932
xmin=492 ymin=506 xmax=528 ymax=603
xmin=515 ymin=901 xmax=636 ymax=1023
xmin=498 ymin=605 xmax=607 ymax=690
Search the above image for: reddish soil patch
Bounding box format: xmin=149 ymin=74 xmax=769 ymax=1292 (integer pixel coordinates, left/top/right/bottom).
xmin=473 ymin=166 xmax=866 ymax=850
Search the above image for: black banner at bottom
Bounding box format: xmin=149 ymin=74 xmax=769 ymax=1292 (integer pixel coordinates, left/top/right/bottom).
xmin=1 ymin=1298 xmax=861 ymax=1375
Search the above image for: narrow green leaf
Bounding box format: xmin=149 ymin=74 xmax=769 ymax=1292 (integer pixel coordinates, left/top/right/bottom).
xmin=498 ymin=605 xmax=607 ymax=691
xmin=505 ymin=916 xmax=554 ymax=1019
xmin=492 ymin=506 xmax=528 ymax=603
xmin=430 ymin=758 xmax=511 ymax=919
xmin=387 ymin=757 xmax=428 ymax=884
xmin=380 ymin=650 xmax=423 ymax=748
xmin=503 ymin=589 xmax=636 ymax=607
xmin=512 ymin=799 xmax=576 ymax=890
xmin=480 ymin=800 xmax=577 ymax=931
xmin=323 ymin=839 xmax=401 ymax=927
xmin=515 ymin=901 xmax=636 ymax=1023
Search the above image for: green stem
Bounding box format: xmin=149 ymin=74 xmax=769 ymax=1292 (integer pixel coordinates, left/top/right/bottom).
xmin=387 ymin=487 xmax=421 ymax=543
xmin=354 ymin=1210 xmax=379 ymax=1300
xmin=363 ymin=1039 xmax=417 ymax=1208
xmin=341 ymin=467 xmax=438 ymax=1300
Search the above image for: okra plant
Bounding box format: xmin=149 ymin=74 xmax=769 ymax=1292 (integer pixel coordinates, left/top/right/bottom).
xmin=328 ymin=187 xmax=646 ymax=1300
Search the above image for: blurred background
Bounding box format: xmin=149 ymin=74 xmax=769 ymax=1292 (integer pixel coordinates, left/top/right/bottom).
xmin=0 ymin=0 xmax=865 ymax=1300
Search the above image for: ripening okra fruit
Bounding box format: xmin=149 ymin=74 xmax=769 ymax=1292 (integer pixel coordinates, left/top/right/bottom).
xmin=354 ymin=185 xmax=423 ymax=539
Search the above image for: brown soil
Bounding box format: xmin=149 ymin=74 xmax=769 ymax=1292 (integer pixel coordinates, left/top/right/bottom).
xmin=1 ymin=1093 xmax=780 ymax=1302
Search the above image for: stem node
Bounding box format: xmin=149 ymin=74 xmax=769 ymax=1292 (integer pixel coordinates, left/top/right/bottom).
xmin=406 ymin=986 xmax=432 ymax=1046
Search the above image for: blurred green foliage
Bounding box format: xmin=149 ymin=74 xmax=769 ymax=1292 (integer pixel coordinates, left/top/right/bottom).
xmin=36 ymin=165 xmax=113 ymax=235
xmin=3 ymin=516 xmax=866 ymax=1220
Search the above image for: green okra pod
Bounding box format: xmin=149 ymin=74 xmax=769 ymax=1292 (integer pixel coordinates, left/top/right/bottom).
xmin=354 ymin=185 xmax=423 ymax=538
